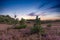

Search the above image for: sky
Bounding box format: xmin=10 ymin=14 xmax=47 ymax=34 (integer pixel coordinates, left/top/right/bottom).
xmin=0 ymin=0 xmax=60 ymax=20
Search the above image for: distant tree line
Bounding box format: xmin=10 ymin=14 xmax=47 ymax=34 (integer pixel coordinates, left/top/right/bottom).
xmin=41 ymin=20 xmax=60 ymax=24
xmin=0 ymin=15 xmax=18 ymax=24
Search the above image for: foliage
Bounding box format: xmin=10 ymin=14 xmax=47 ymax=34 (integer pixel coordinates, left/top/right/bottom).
xmin=20 ymin=18 xmax=26 ymax=25
xmin=0 ymin=15 xmax=18 ymax=24
xmin=30 ymin=26 xmax=44 ymax=35
xmin=47 ymin=23 xmax=52 ymax=27
xmin=30 ymin=26 xmax=39 ymax=33
xmin=30 ymin=16 xmax=44 ymax=35
xmin=14 ymin=15 xmax=16 ymax=18
xmin=14 ymin=18 xmax=27 ymax=29
xmin=35 ymin=16 xmax=41 ymax=25
xmin=14 ymin=24 xmax=27 ymax=29
xmin=14 ymin=18 xmax=19 ymax=25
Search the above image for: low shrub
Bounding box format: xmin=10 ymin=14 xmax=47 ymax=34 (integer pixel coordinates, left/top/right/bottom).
xmin=30 ymin=26 xmax=39 ymax=34
xmin=14 ymin=24 xmax=27 ymax=29
xmin=39 ymin=26 xmax=45 ymax=34
xmin=47 ymin=23 xmax=52 ymax=27
xmin=30 ymin=26 xmax=44 ymax=34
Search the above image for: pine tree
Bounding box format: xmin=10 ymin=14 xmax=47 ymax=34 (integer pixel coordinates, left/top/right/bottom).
xmin=20 ymin=18 xmax=26 ymax=25
xmin=35 ymin=16 xmax=43 ymax=40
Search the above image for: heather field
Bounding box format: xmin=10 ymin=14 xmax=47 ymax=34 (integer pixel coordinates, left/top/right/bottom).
xmin=0 ymin=22 xmax=60 ymax=40
xmin=0 ymin=0 xmax=60 ymax=40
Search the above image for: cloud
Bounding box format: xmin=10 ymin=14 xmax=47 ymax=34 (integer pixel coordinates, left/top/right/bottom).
xmin=38 ymin=12 xmax=47 ymax=16
xmin=28 ymin=11 xmax=47 ymax=16
xmin=38 ymin=0 xmax=53 ymax=10
xmin=47 ymin=4 xmax=60 ymax=12
xmin=48 ymin=4 xmax=60 ymax=9
xmin=28 ymin=12 xmax=36 ymax=16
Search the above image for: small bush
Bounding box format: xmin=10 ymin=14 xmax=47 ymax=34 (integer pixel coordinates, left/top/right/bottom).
xmin=30 ymin=26 xmax=39 ymax=33
xmin=47 ymin=23 xmax=52 ymax=27
xmin=20 ymin=18 xmax=26 ymax=25
xmin=30 ymin=26 xmax=45 ymax=35
xmin=14 ymin=24 xmax=27 ymax=29
xmin=39 ymin=26 xmax=45 ymax=34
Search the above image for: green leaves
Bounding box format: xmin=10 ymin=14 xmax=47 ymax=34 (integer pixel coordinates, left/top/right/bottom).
xmin=47 ymin=23 xmax=52 ymax=27
xmin=14 ymin=18 xmax=27 ymax=29
xmin=20 ymin=18 xmax=26 ymax=25
xmin=30 ymin=26 xmax=39 ymax=33
xmin=30 ymin=16 xmax=45 ymax=35
xmin=14 ymin=24 xmax=27 ymax=29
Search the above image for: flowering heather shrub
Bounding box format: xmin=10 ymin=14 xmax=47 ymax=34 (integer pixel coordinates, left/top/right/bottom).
xmin=0 ymin=24 xmax=60 ymax=40
xmin=58 ymin=32 xmax=60 ymax=36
